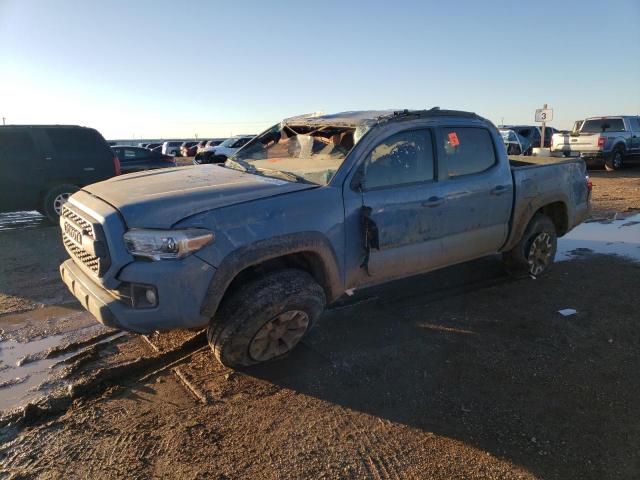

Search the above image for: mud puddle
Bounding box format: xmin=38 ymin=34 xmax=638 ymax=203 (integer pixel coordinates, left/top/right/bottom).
xmin=0 ymin=334 xmax=70 ymax=411
xmin=0 ymin=304 xmax=119 ymax=413
xmin=557 ymin=212 xmax=640 ymax=262
xmin=0 ymin=211 xmax=49 ymax=232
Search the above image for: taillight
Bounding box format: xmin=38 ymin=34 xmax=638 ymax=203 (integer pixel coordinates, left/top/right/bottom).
xmin=597 ymin=136 xmax=605 ymax=149
xmin=113 ymin=156 xmax=121 ymax=175
xmin=586 ymin=175 xmax=592 ymax=192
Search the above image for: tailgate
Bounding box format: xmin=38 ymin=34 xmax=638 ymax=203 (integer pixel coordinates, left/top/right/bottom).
xmin=566 ymin=133 xmax=600 ymax=152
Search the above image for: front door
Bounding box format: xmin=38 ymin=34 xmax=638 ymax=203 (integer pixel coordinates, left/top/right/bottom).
xmin=344 ymin=127 xmax=447 ymax=287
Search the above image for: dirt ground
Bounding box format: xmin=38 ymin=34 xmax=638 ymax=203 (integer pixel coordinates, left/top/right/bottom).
xmin=1 ymin=164 xmax=639 ymax=479
xmin=588 ymin=167 xmax=640 ymax=216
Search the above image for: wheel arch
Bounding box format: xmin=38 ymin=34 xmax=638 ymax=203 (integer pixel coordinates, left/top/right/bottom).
xmin=200 ymin=232 xmax=342 ymax=318
xmin=503 ymin=198 xmax=569 ymax=251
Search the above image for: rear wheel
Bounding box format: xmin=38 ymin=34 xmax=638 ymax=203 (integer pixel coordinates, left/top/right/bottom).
xmin=503 ymin=214 xmax=557 ymax=277
xmin=605 ymin=148 xmax=624 ymax=171
xmin=207 ymin=269 xmax=326 ymax=368
xmin=42 ymin=184 xmax=78 ymax=222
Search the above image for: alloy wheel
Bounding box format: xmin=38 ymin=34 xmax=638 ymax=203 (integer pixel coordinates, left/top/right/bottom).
xmin=248 ymin=310 xmax=309 ymax=362
xmin=527 ymin=232 xmax=554 ymax=276
xmin=53 ymin=192 xmax=72 ymax=216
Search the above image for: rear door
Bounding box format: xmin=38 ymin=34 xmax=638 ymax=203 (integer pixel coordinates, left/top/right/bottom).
xmin=434 ymin=126 xmax=513 ymax=265
xmin=0 ymin=128 xmax=44 ymax=211
xmin=44 ymin=127 xmax=115 ymax=185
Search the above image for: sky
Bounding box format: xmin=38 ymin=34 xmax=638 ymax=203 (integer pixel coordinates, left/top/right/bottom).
xmin=1 ymin=0 xmax=639 ymax=140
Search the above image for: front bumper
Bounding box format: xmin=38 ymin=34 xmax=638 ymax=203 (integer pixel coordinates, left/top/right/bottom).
xmin=60 ymin=255 xmax=216 ymax=334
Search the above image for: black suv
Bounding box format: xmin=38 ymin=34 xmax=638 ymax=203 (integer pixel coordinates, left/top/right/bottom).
xmin=0 ymin=125 xmax=119 ymax=221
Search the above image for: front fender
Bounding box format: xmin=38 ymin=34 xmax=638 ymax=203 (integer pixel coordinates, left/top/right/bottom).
xmin=199 ymin=232 xmax=343 ymax=318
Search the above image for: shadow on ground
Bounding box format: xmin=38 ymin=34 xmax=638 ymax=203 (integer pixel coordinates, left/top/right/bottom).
xmin=246 ymin=255 xmax=640 ymax=480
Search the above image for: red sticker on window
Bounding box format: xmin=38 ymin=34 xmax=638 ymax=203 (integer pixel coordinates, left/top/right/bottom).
xmin=448 ymin=132 xmax=460 ymax=146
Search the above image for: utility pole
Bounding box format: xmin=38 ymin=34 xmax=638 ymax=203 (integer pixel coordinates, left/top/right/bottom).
xmin=2 ymin=117 xmax=5 ymax=126
xmin=501 ymin=117 xmax=504 ymax=126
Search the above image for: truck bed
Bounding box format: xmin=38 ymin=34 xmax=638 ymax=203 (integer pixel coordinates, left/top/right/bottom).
xmin=502 ymin=155 xmax=590 ymax=250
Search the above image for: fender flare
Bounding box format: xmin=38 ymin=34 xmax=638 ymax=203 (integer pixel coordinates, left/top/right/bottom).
xmin=502 ymin=196 xmax=569 ymax=252
xmin=199 ymin=232 xmax=343 ymax=318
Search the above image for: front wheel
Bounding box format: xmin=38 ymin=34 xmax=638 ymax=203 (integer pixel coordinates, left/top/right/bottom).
xmin=503 ymin=214 xmax=557 ymax=277
xmin=207 ymin=269 xmax=326 ymax=368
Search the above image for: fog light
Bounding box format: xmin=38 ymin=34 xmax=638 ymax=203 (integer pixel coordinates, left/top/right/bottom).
xmin=115 ymin=282 xmax=158 ymax=308
xmin=145 ymin=288 xmax=157 ymax=305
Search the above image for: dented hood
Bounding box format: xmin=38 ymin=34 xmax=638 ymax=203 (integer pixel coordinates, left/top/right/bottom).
xmin=83 ymin=165 xmax=315 ymax=228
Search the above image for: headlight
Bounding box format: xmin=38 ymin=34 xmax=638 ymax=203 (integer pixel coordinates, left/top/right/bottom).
xmin=123 ymin=229 xmax=214 ymax=261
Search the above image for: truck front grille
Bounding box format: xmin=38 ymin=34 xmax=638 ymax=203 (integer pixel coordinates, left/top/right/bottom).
xmin=61 ymin=204 xmax=110 ymax=276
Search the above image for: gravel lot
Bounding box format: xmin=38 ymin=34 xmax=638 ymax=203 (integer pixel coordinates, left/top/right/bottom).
xmin=1 ymin=163 xmax=639 ymax=479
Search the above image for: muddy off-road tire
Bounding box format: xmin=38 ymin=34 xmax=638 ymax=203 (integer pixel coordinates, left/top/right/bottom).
xmin=604 ymin=147 xmax=624 ymax=171
xmin=42 ymin=184 xmax=78 ymax=222
xmin=503 ymin=214 xmax=557 ymax=277
xmin=207 ymin=269 xmax=326 ymax=368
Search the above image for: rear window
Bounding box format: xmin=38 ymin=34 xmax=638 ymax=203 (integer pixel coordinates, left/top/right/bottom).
xmin=46 ymin=128 xmax=109 ymax=159
xmin=441 ymin=127 xmax=497 ymax=177
xmin=581 ymin=118 xmax=625 ymax=133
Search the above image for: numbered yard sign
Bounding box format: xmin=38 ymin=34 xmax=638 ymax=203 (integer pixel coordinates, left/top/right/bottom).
xmin=535 ymin=108 xmax=553 ymax=122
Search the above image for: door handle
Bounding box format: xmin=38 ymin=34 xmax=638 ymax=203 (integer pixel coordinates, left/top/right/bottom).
xmin=422 ymin=196 xmax=445 ymax=208
xmin=490 ymin=185 xmax=510 ymax=195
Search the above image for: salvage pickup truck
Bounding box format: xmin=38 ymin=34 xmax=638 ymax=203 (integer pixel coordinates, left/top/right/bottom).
xmin=58 ymin=109 xmax=591 ymax=368
xmin=550 ymin=116 xmax=640 ymax=170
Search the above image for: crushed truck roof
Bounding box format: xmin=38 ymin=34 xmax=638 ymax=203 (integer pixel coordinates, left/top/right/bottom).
xmin=284 ymin=108 xmax=480 ymax=128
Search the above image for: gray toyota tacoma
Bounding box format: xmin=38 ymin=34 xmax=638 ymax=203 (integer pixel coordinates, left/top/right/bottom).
xmin=59 ymin=109 xmax=591 ymax=368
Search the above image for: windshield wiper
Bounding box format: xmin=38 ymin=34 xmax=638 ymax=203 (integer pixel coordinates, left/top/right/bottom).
xmin=255 ymin=167 xmax=312 ymax=184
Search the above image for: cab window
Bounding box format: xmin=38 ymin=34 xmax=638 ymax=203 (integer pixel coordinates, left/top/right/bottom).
xmin=440 ymin=127 xmax=496 ymax=177
xmin=363 ymin=129 xmax=434 ymax=189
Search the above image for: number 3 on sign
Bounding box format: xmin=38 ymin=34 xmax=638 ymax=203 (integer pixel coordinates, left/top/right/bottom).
xmin=535 ymin=108 xmax=553 ymax=122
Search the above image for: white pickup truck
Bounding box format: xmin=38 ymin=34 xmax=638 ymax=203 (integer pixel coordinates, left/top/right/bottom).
xmin=551 ymin=116 xmax=640 ymax=170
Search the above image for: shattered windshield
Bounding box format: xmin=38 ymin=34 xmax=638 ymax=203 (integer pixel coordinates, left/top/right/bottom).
xmin=226 ymin=122 xmax=362 ymax=185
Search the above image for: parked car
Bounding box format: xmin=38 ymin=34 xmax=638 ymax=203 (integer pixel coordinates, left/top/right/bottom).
xmin=550 ymin=116 xmax=640 ymax=170
xmin=197 ymin=139 xmax=226 ymax=155
xmin=111 ymin=146 xmax=176 ymax=173
xmin=204 ymin=139 xmax=226 ymax=149
xmin=179 ymin=141 xmax=199 ymax=158
xmin=146 ymin=142 xmax=162 ymax=150
xmin=0 ymin=125 xmax=119 ymax=221
xmin=194 ymin=140 xmax=209 ymax=154
xmin=151 ymin=145 xmax=163 ymax=154
xmin=193 ymin=135 xmax=254 ymax=164
xmin=499 ymin=125 xmax=557 ymax=149
xmin=59 ymin=108 xmax=591 ymax=369
xmin=162 ymin=141 xmax=183 ymax=156
xmin=500 ymin=128 xmax=532 ymax=155
xmin=178 ymin=141 xmax=198 ymax=157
